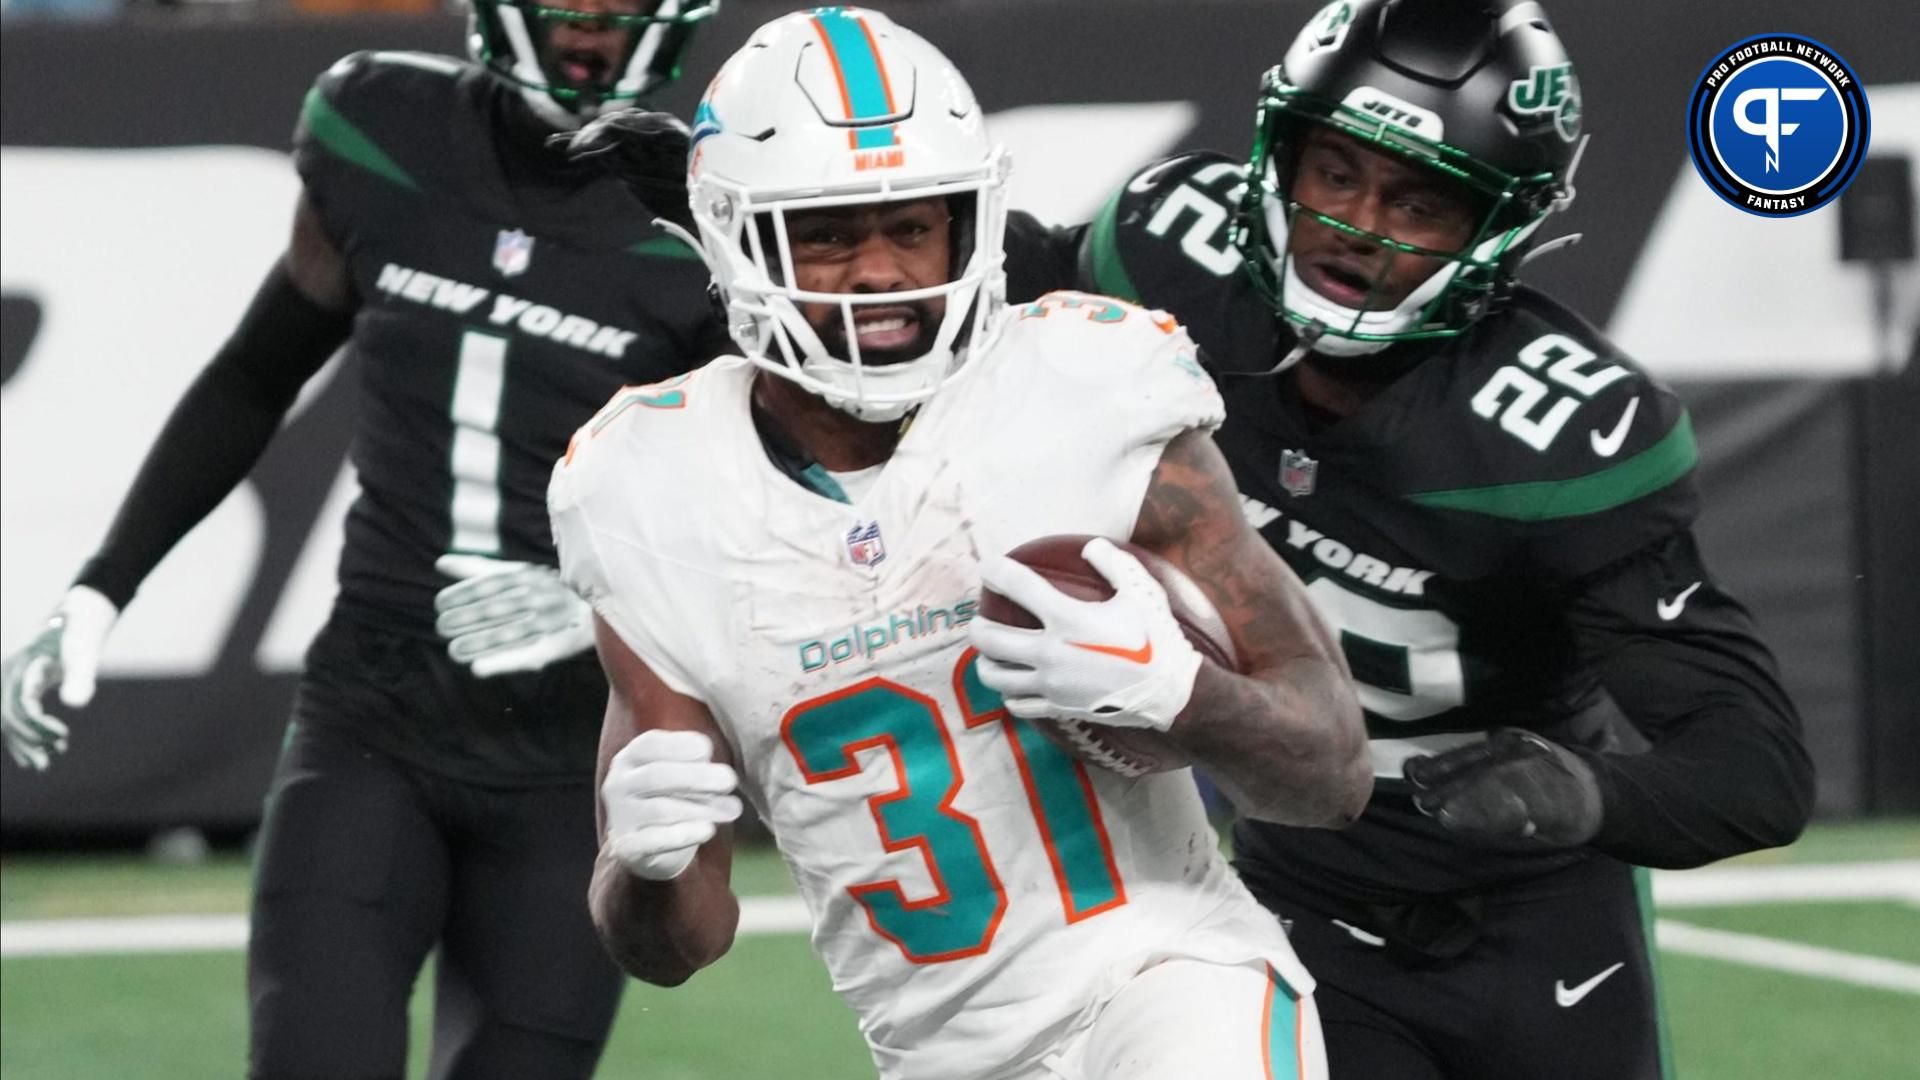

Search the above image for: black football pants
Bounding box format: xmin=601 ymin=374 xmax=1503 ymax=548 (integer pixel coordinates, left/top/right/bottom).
xmin=1265 ymin=856 xmax=1670 ymax=1080
xmin=247 ymin=720 xmax=621 ymax=1080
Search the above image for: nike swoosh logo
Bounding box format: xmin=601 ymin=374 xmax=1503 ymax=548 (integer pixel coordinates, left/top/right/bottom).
xmin=1331 ymin=919 xmax=1387 ymax=947
xmin=1657 ymin=581 xmax=1702 ymax=621
xmin=1070 ymin=639 xmax=1154 ymax=664
xmin=1127 ymin=157 xmax=1185 ymax=194
xmin=1589 ymin=396 xmax=1640 ymax=457
xmin=1555 ymin=961 xmax=1625 ymax=1007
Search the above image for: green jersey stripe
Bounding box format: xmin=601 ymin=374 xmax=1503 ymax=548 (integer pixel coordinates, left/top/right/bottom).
xmin=1407 ymin=412 xmax=1698 ymax=520
xmin=301 ymin=88 xmax=421 ymax=192
xmin=1084 ymin=186 xmax=1143 ymax=303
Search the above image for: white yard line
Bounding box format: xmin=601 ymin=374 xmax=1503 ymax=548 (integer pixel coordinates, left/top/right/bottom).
xmin=738 ymin=895 xmax=813 ymax=935
xmin=4 ymin=862 xmax=1916 ymax=962
xmin=1652 ymin=859 xmax=1920 ymax=907
xmin=2 ymin=913 xmax=245 ymax=957
xmin=1655 ymin=920 xmax=1920 ymax=995
xmin=1 ymin=897 xmax=816 ymax=958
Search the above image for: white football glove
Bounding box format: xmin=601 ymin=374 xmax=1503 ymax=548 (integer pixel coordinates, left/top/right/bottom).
xmin=2 ymin=586 xmax=119 ymax=771
xmin=969 ymin=538 xmax=1203 ymax=733
xmin=602 ymin=730 xmax=743 ymax=882
xmin=433 ymin=554 xmax=595 ymax=678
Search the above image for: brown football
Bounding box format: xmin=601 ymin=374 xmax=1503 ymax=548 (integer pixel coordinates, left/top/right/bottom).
xmin=977 ymin=534 xmax=1239 ymax=776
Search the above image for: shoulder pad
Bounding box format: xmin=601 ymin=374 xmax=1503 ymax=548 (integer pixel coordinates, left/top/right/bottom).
xmin=1002 ymin=290 xmax=1194 ymax=355
xmin=1405 ymin=294 xmax=1699 ymax=572
xmin=1075 ymin=152 xmax=1281 ymax=373
xmin=1080 ymin=151 xmax=1249 ymax=304
xmin=555 ymin=369 xmax=708 ymax=497
xmin=1498 ymin=290 xmax=1688 ymax=472
xmin=294 ymin=51 xmax=469 ymax=194
xmin=988 ymin=291 xmax=1223 ymax=437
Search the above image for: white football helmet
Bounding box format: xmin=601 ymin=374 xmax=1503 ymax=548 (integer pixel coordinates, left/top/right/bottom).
xmin=681 ymin=7 xmax=1009 ymax=422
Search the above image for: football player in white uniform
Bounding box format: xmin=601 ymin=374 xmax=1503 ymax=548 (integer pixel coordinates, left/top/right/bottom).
xmin=549 ymin=9 xmax=1370 ymax=1078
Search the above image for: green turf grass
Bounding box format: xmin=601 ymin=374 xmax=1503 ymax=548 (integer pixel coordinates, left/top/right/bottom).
xmin=7 ymin=819 xmax=1914 ymax=921
xmin=0 ymin=934 xmax=870 ymax=1080
xmin=6 ymin=907 xmax=1910 ymax=1080
xmin=0 ymin=855 xmax=256 ymax=919
xmin=1662 ymin=950 xmax=1916 ymax=1080
xmin=1664 ymin=901 xmax=1920 ymax=966
xmin=1716 ymin=817 xmax=1920 ymax=866
xmin=4 ymin=821 xmax=1914 ymax=1078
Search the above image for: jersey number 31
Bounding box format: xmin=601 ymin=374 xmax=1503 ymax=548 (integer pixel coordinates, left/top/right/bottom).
xmin=780 ymin=649 xmax=1127 ymax=963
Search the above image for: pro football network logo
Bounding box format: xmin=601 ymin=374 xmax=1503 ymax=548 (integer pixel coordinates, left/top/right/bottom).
xmin=1686 ymin=34 xmax=1870 ymax=218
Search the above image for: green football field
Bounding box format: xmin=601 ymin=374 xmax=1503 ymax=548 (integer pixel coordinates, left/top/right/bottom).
xmin=3 ymin=821 xmax=1916 ymax=1079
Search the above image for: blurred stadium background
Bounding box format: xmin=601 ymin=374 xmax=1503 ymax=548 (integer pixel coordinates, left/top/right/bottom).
xmin=2 ymin=0 xmax=1915 ymax=1077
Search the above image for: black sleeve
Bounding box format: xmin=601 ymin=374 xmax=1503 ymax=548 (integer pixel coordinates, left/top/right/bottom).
xmin=1003 ymin=210 xmax=1085 ymax=304
xmin=74 ymin=261 xmax=355 ymax=608
xmin=1565 ymin=531 xmax=1815 ymax=869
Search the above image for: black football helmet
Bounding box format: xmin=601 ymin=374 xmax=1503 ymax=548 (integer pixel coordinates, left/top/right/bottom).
xmin=468 ymin=0 xmax=718 ymax=127
xmin=1233 ymin=0 xmax=1585 ymax=357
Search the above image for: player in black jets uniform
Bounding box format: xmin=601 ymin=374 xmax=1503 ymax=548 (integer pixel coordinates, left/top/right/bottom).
xmin=0 ymin=2 xmax=724 ymax=1077
xmin=1035 ymin=2 xmax=1816 ymax=1077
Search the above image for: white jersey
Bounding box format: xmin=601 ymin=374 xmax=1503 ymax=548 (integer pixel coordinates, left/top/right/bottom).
xmin=552 ymin=293 xmax=1313 ymax=1079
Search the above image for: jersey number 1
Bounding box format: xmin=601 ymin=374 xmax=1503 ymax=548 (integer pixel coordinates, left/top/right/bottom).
xmin=780 ymin=649 xmax=1127 ymax=963
xmin=449 ymin=330 xmax=509 ymax=553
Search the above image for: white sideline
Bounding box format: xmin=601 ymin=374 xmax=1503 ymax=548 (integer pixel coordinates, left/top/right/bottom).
xmin=0 ymin=897 xmax=816 ymax=958
xmin=3 ymin=861 xmax=1916 ymax=961
xmin=1655 ymin=920 xmax=1920 ymax=995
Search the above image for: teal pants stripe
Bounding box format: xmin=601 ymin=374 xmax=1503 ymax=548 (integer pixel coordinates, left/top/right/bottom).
xmin=1264 ymin=964 xmax=1301 ymax=1080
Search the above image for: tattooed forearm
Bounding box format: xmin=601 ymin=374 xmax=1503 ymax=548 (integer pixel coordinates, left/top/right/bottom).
xmin=1133 ymin=430 xmax=1370 ymax=825
xmin=1135 ymin=431 xmax=1346 ymax=672
xmin=1132 ymin=433 xmax=1209 ymax=557
xmin=1173 ymin=657 xmax=1368 ymax=825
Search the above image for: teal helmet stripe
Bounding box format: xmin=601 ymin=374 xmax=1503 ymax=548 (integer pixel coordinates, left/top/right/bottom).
xmin=809 ymin=8 xmax=900 ymax=150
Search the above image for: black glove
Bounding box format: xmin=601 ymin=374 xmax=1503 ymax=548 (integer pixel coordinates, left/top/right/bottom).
xmin=562 ymin=108 xmax=695 ymax=231
xmin=1403 ymin=729 xmax=1603 ymax=847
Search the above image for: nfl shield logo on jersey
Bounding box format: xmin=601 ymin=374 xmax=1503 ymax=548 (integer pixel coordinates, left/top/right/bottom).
xmin=846 ymin=521 xmax=886 ymax=568
xmin=1280 ymin=449 xmax=1319 ymax=497
xmin=492 ymin=229 xmax=534 ymax=278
